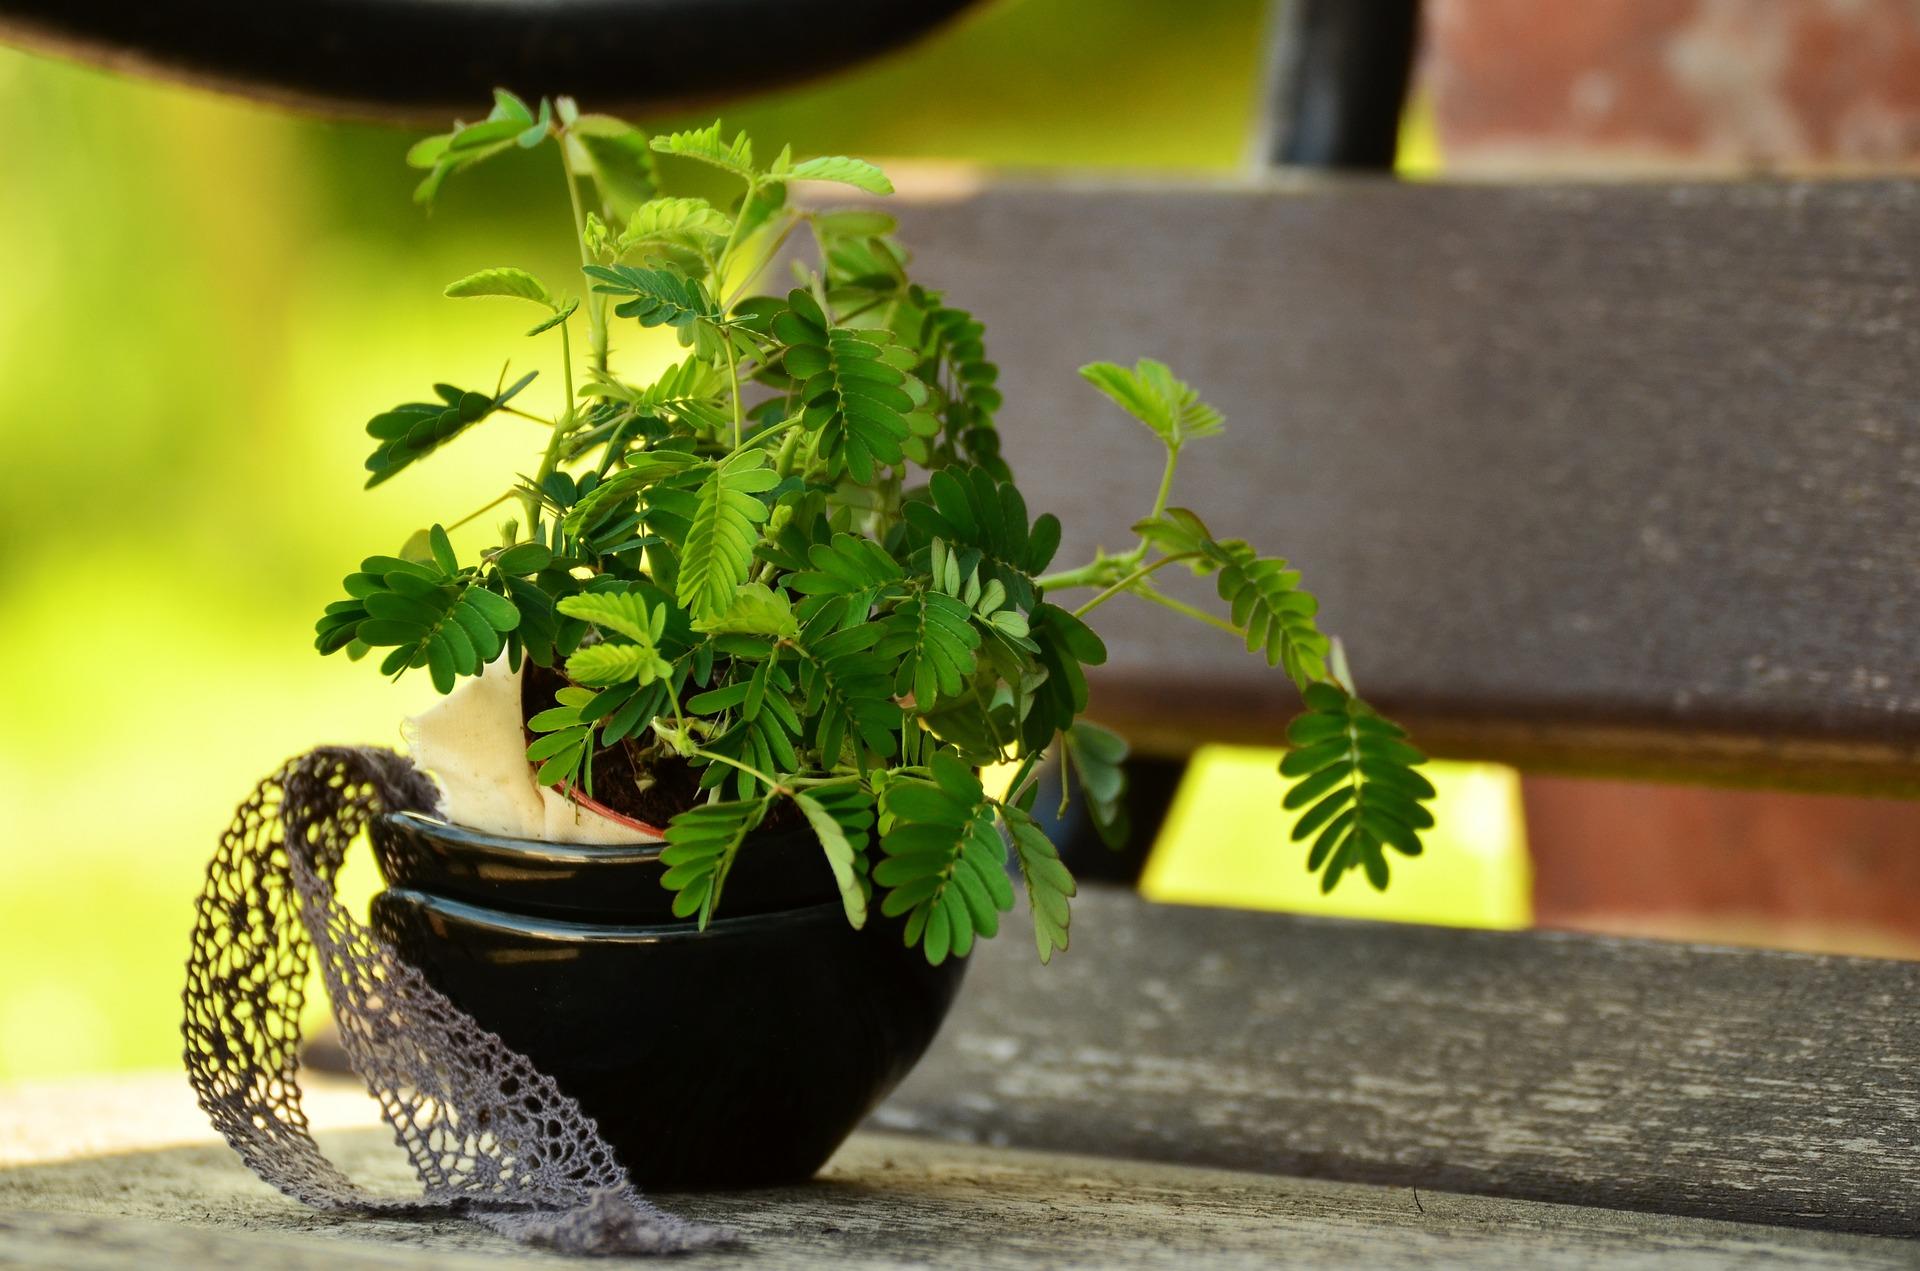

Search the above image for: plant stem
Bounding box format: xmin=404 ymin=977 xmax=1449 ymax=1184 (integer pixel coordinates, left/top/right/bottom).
xmin=690 ymin=747 xmax=783 ymax=792
xmin=1070 ymin=553 xmax=1196 ymax=620
xmin=559 ymin=138 xmax=608 ymax=374
xmin=1136 ymin=586 xmax=1241 ymax=637
xmin=724 ymin=339 xmax=743 ymax=451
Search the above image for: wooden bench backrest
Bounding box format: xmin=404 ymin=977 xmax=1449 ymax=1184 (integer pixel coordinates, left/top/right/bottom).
xmin=893 ymin=179 xmax=1920 ymax=794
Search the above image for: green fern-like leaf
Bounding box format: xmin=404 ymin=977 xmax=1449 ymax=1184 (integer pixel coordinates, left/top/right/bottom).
xmin=560 ymin=449 xmax=703 ymax=536
xmin=582 ymin=264 xmax=721 ymax=349
xmin=566 ymin=641 xmax=671 ymax=687
xmin=793 ymin=782 xmax=875 ymax=928
xmin=1079 ymin=358 xmax=1224 ymax=452
xmin=691 ymin=582 xmax=799 ymax=638
xmin=1000 ymin=804 xmax=1075 ymax=963
xmin=793 ymin=610 xmax=902 ymax=768
xmin=617 ymin=196 xmax=733 ymax=257
xmin=525 ymin=684 xmax=598 ymax=794
xmin=775 ymin=289 xmax=920 ymax=483
xmin=678 ymin=451 xmax=781 ymax=623
xmin=648 ymin=121 xmax=756 ymax=180
xmin=1282 ymin=682 xmax=1434 ymax=892
xmin=660 ymin=797 xmax=772 ymax=927
xmin=875 ymin=752 xmax=1015 ymax=965
xmin=1062 ymin=721 xmax=1130 ymax=849
xmin=555 ymin=589 xmax=667 ymax=645
xmin=315 ymin=529 xmax=521 ymax=692
xmin=362 ymin=370 xmax=537 ymax=488
xmin=787 ymin=532 xmax=906 ymax=598
xmin=1136 ymin=508 xmax=1330 ymax=689
xmin=903 ymin=466 xmax=1061 ymax=612
xmin=444 ymin=266 xmax=553 ymax=306
xmin=1022 ymin=602 xmax=1108 ymax=751
xmin=777 ymin=154 xmax=894 ymax=195
xmin=877 ymin=590 xmax=979 ymax=709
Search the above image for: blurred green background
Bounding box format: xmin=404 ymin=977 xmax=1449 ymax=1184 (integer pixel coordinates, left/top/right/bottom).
xmin=0 ymin=0 xmax=1509 ymax=1082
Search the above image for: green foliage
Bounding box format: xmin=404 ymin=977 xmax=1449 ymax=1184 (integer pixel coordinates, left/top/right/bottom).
xmin=317 ymin=100 xmax=1436 ymax=968
xmin=678 ymin=452 xmax=781 ymax=624
xmin=876 ymin=753 xmax=1015 ymax=965
xmin=793 ymin=781 xmax=875 ymax=928
xmin=1002 ymin=804 xmax=1075 ymax=963
xmin=659 ymin=797 xmax=771 ymax=926
xmin=313 ymin=525 xmax=519 ymax=693
xmin=648 ymin=121 xmax=756 ymax=181
xmin=778 ymin=289 xmax=922 ymax=483
xmin=362 ymin=371 xmax=536 ymax=488
xmin=1281 ymin=683 xmax=1435 ymax=892
xmin=1062 ymin=721 xmax=1130 ymax=849
xmin=1079 ymin=358 xmax=1224 ymax=452
xmin=1136 ymin=508 xmax=1329 ymax=688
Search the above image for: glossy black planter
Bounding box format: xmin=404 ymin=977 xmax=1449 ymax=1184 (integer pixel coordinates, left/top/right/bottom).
xmin=369 ymin=812 xmax=967 ymax=1188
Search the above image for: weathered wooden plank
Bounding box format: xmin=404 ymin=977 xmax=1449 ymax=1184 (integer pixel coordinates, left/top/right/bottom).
xmin=877 ymin=887 xmax=1920 ymax=1237
xmin=889 ymin=179 xmax=1920 ymax=792
xmin=4 ymin=1112 xmax=1915 ymax=1268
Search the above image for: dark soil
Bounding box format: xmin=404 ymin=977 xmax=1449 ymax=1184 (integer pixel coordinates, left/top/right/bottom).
xmin=520 ymin=660 xmax=798 ymax=830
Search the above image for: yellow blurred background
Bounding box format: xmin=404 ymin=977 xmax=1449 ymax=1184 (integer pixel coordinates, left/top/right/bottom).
xmin=0 ymin=0 xmax=1518 ymax=1082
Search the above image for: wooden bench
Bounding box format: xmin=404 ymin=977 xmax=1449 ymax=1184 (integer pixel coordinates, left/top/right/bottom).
xmin=7 ymin=3 xmax=1920 ymax=1265
xmin=9 ymin=169 xmax=1912 ymax=1270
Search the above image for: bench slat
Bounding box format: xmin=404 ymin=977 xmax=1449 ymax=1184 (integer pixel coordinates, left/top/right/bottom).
xmin=891 ymin=179 xmax=1920 ymax=792
xmin=877 ymin=888 xmax=1920 ymax=1236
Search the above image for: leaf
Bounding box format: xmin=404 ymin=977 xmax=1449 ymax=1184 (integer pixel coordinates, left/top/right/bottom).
xmin=618 ymin=196 xmax=733 ymax=255
xmin=583 ymin=264 xmax=722 ymax=350
xmin=792 ymin=611 xmax=902 ymax=769
xmin=362 ymin=370 xmax=536 ymax=488
xmin=875 ymin=752 xmax=1013 ymax=965
xmin=794 ymin=786 xmax=873 ymax=928
xmin=648 ymin=121 xmax=755 ymax=180
xmin=777 ymin=291 xmax=920 ymax=483
xmin=902 ymin=466 xmax=1060 ymax=612
xmin=525 ymin=297 xmax=579 ymax=336
xmin=444 ymin=267 xmax=552 ymax=306
xmin=1063 ymin=721 xmax=1130 ymax=849
xmin=781 ymin=155 xmax=894 ymax=195
xmin=660 ymin=797 xmax=771 ymax=927
xmin=677 ymin=451 xmax=780 ymax=624
xmin=561 ymin=448 xmax=704 ymax=536
xmin=692 ymin=583 xmax=799 ymax=638
xmin=1282 ymin=683 xmax=1435 ymax=893
xmin=556 ymin=589 xmax=667 ymax=644
xmin=566 ymin=641 xmax=672 ymax=687
xmin=584 ymin=354 xmax=730 ymax=436
xmin=788 ymin=533 xmax=906 ymax=597
xmin=1001 ymin=805 xmax=1075 ymax=963
xmin=876 ymin=590 xmax=979 ymax=710
xmin=1022 ymin=602 xmax=1107 ymax=752
xmin=1135 ymin=508 xmax=1330 ymax=689
xmin=1079 ymin=358 xmax=1224 ymax=452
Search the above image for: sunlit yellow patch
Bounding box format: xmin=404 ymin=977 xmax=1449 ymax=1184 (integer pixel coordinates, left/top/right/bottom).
xmin=1141 ymin=745 xmax=1531 ymax=930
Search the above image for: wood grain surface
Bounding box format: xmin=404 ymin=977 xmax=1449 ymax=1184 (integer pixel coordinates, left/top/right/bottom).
xmin=3 ymin=1086 xmax=1914 ymax=1268
xmin=877 ymin=887 xmax=1920 ymax=1237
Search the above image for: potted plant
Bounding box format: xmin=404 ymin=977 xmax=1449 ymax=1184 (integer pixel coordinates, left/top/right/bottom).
xmin=311 ymin=92 xmax=1437 ymax=1188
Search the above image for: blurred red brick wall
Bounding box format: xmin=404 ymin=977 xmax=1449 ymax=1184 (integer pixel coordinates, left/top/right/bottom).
xmin=1424 ymin=0 xmax=1920 ymax=173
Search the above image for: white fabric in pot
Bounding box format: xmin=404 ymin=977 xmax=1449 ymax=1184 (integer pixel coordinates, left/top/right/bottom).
xmin=402 ymin=658 xmax=658 ymax=844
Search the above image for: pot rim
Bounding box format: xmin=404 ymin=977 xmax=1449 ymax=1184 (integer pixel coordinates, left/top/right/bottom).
xmin=379 ymin=885 xmax=852 ymax=943
xmin=384 ymin=809 xmax=674 ymax=862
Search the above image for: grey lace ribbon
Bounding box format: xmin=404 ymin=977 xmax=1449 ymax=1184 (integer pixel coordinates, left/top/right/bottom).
xmin=181 ymin=746 xmax=730 ymax=1256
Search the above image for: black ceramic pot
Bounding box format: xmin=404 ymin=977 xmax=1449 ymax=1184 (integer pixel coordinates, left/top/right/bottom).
xmin=369 ymin=810 xmax=967 ymax=1188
